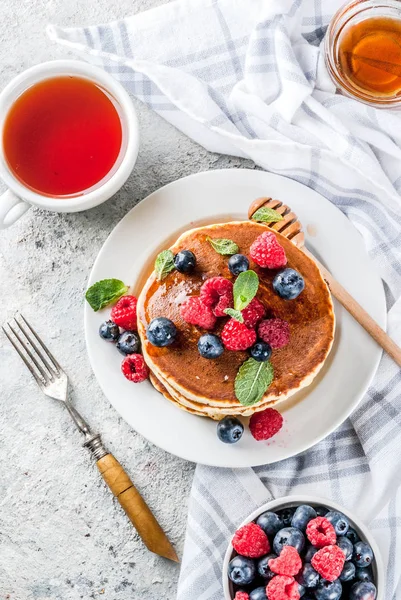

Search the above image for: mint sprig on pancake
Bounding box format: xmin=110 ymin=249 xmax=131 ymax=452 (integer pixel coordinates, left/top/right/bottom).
xmin=224 ymin=270 xmax=259 ymax=321
xmin=235 ymin=358 xmax=274 ymax=406
xmin=251 ymin=207 xmax=283 ymax=223
xmin=155 ymin=250 xmax=175 ymax=280
xmin=224 ymin=308 xmax=244 ymax=323
xmin=85 ymin=278 xmax=128 ymax=311
xmin=233 ymin=270 xmax=259 ymax=311
xmin=207 ymin=236 xmax=239 ymax=255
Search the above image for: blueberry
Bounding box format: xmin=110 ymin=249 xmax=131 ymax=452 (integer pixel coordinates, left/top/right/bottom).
xmin=273 ymin=527 xmax=305 ymax=555
xmin=198 ymin=333 xmax=224 ymax=359
xmin=249 ymin=587 xmax=267 ymax=600
xmin=116 ymin=331 xmax=141 ymax=355
xmin=314 ymin=579 xmax=342 ymax=600
xmin=355 ymin=567 xmax=373 ymax=583
xmin=337 ymin=536 xmax=354 ymax=561
xmin=325 ymin=510 xmax=349 ymax=536
xmin=304 ymin=545 xmax=317 ymax=562
xmin=349 ymin=581 xmax=377 ymax=600
xmin=298 ymin=583 xmax=306 ymax=597
xmin=228 ymin=254 xmax=249 ymax=276
xmin=297 ymin=563 xmax=319 ymax=588
xmin=99 ymin=320 xmax=120 ymax=342
xmin=217 ymin=416 xmax=244 ymax=444
xmin=273 ymin=268 xmax=305 ymax=300
xmin=278 ymin=507 xmax=295 ymax=527
xmin=347 ymin=527 xmax=361 ymax=545
xmin=340 ymin=560 xmax=356 ymax=582
xmin=353 ymin=541 xmax=374 ymax=568
xmin=146 ymin=317 xmax=177 ymax=347
xmin=257 ymin=553 xmax=277 ymax=580
xmin=291 ymin=505 xmax=317 ymax=531
xmin=174 ymin=250 xmax=196 ymax=273
xmin=315 ymin=506 xmax=329 ymax=517
xmin=228 ymin=555 xmax=256 ymax=586
xmin=256 ymin=512 xmax=283 ymax=536
xmin=250 ymin=341 xmax=272 ymax=362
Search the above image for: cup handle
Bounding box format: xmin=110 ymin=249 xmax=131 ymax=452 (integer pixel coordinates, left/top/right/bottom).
xmin=0 ymin=189 xmax=30 ymax=229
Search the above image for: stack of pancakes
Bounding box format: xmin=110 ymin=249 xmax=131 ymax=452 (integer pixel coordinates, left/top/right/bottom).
xmin=137 ymin=221 xmax=335 ymax=420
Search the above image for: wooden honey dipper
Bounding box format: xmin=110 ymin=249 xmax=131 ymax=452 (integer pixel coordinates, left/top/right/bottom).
xmin=248 ymin=197 xmax=401 ymax=368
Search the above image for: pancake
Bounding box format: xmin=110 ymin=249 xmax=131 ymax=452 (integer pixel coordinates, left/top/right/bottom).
xmin=137 ymin=221 xmax=335 ymax=418
xmin=149 ymin=372 xmax=206 ymax=417
xmin=150 ymin=369 xmax=283 ymax=419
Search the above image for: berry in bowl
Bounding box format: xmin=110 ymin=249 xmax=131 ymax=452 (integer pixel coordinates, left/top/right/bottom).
xmin=223 ymin=496 xmax=383 ymax=600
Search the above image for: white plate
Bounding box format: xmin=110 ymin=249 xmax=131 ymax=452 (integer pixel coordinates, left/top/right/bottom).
xmin=84 ymin=169 xmax=386 ymax=468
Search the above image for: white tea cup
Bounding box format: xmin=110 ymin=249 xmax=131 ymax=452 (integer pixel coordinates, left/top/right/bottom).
xmin=0 ymin=60 xmax=139 ymax=229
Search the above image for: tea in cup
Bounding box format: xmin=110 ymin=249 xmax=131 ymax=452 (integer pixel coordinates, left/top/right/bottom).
xmin=0 ymin=60 xmax=139 ymax=228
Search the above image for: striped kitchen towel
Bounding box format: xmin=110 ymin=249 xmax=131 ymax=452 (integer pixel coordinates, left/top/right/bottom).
xmin=49 ymin=0 xmax=401 ymax=597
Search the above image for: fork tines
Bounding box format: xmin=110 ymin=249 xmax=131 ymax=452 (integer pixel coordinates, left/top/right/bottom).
xmin=2 ymin=314 xmax=61 ymax=384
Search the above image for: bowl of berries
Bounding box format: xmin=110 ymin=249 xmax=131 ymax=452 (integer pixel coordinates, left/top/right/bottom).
xmin=223 ymin=496 xmax=383 ymax=600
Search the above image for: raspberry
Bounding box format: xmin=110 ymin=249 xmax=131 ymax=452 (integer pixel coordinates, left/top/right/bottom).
xmin=234 ymin=593 xmax=249 ymax=600
xmin=249 ymin=408 xmax=283 ymax=441
xmin=266 ymin=575 xmax=300 ymax=600
xmin=232 ymin=523 xmax=270 ymax=558
xmin=111 ymin=295 xmax=138 ymax=330
xmin=200 ymin=277 xmax=233 ymax=317
xmin=268 ymin=547 xmax=302 ymax=577
xmin=242 ymin=298 xmax=266 ymax=328
xmin=221 ymin=319 xmax=257 ymax=351
xmin=258 ymin=319 xmax=290 ymax=349
xmin=121 ymin=354 xmax=149 ymax=383
xmin=306 ymin=517 xmax=337 ymax=548
xmin=311 ymin=544 xmax=345 ymax=582
xmin=180 ymin=296 xmax=217 ymax=330
xmin=250 ymin=231 xmax=287 ymax=269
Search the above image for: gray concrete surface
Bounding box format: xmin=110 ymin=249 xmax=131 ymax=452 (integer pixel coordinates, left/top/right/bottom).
xmin=0 ymin=1 xmax=254 ymax=599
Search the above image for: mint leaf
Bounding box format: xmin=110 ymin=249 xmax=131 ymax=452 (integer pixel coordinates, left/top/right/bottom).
xmin=207 ymin=237 xmax=239 ymax=255
xmin=224 ymin=308 xmax=244 ymax=323
xmin=85 ymin=279 xmax=128 ymax=312
xmin=252 ymin=207 xmax=283 ymax=223
xmin=233 ymin=270 xmax=259 ymax=311
xmin=155 ymin=250 xmax=175 ymax=280
xmin=235 ymin=358 xmax=274 ymax=406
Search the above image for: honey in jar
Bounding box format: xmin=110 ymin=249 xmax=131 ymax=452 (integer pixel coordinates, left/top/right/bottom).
xmin=337 ymin=16 xmax=401 ymax=98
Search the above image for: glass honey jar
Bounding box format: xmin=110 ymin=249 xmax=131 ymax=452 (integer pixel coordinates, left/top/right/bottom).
xmin=325 ymin=0 xmax=401 ymax=107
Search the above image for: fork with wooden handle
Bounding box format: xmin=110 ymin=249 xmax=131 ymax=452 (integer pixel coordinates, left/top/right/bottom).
xmin=2 ymin=314 xmax=178 ymax=563
xmin=248 ymin=197 xmax=401 ymax=368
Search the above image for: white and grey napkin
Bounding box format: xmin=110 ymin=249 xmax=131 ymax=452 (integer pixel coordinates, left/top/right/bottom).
xmin=49 ymin=0 xmax=401 ymax=597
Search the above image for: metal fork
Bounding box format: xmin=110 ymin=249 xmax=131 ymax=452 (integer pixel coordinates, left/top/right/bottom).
xmin=3 ymin=314 xmax=178 ymax=562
